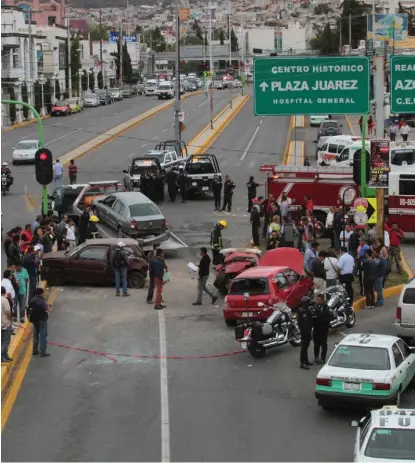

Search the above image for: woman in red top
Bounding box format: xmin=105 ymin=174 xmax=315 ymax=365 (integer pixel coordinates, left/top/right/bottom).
xmin=304 ymin=195 xmax=314 ymax=218
xmin=20 ymin=224 xmax=33 ymax=254
xmin=367 ymin=116 xmax=374 ymax=136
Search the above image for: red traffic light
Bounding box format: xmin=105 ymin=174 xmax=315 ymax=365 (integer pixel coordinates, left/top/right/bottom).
xmin=35 ymin=148 xmax=53 ymax=186
xmin=39 ymin=153 xmax=48 ymax=161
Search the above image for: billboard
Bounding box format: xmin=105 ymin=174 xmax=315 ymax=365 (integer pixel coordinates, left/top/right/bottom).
xmin=367 ymin=14 xmax=408 ymax=42
xmin=369 ymin=139 xmax=390 ymax=188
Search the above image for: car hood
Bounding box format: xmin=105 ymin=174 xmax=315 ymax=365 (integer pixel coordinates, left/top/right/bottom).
xmin=259 ymin=248 xmax=304 ymax=275
xmin=13 ymin=149 xmax=36 ymax=155
xmin=42 ymin=251 xmax=70 ymax=262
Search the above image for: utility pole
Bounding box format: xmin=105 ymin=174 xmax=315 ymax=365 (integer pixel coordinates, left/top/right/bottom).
xmin=174 ymin=0 xmax=181 ymax=142
xmin=119 ymin=22 xmax=123 ymax=84
xmin=228 ymin=0 xmax=232 ymax=107
xmin=27 ymin=9 xmax=34 ymax=120
xmin=99 ymin=10 xmax=103 ymax=78
xmin=67 ymin=17 xmax=72 ymax=98
xmin=349 ymin=13 xmax=352 ymax=46
xmin=208 ymin=0 xmax=214 ymax=129
xmin=339 ymin=18 xmax=342 ymax=53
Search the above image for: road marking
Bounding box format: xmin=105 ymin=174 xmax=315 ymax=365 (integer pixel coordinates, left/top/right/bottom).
xmin=89 ymin=122 xmax=97 ymax=126
xmin=102 ymin=116 xmax=108 ymax=120
xmin=162 ymin=128 xmax=168 ymax=133
xmin=141 ymin=144 xmax=147 ymax=148
xmin=113 ymin=112 xmax=119 ymax=115
xmin=23 ymin=194 xmax=35 ymax=213
xmin=158 ymin=310 xmax=170 ymax=463
xmin=197 ymin=98 xmax=210 ymax=107
xmin=72 ymin=117 xmax=78 ymax=121
xmin=128 ymin=153 xmax=135 ymax=157
xmin=20 ymin=130 xmax=39 ymax=140
xmin=152 ymin=136 xmax=158 ymax=140
xmin=45 ymin=128 xmax=83 ymax=146
xmin=240 ymin=125 xmax=260 ymax=161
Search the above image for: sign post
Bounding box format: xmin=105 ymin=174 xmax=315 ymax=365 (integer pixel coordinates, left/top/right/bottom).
xmin=390 ymin=56 xmax=415 ymax=115
xmin=253 ymin=56 xmax=370 ymax=116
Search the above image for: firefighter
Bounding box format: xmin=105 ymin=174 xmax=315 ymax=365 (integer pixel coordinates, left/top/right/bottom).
xmin=210 ymin=220 xmax=228 ymax=266
xmin=212 ymin=174 xmax=222 ymax=211
xmin=86 ymin=215 xmax=100 ymax=239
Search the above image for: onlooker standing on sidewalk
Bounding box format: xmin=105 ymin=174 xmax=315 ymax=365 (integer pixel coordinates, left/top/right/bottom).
xmin=65 ymin=218 xmax=76 ymax=251
xmin=387 ymin=223 xmax=405 ymax=274
xmin=325 ymin=207 xmax=335 ymax=249
xmin=358 ymin=116 xmax=363 ymax=134
xmin=14 ymin=263 xmax=29 ymax=323
xmin=193 ymin=247 xmax=218 ymax=306
xmin=389 ymin=122 xmax=397 ymax=141
xmin=373 ymin=247 xmax=386 ymax=307
xmin=53 ymin=159 xmax=63 ymax=189
xmin=311 ymin=251 xmax=327 ymax=294
xmin=367 ymin=116 xmax=374 ymax=136
xmin=23 ymin=247 xmax=38 ymax=300
xmin=324 ymin=251 xmax=338 ymax=288
xmin=400 ymin=121 xmax=410 ymax=141
xmin=7 ymin=234 xmax=22 ymax=267
xmin=357 ymin=236 xmax=370 ymax=295
xmin=362 ymin=249 xmax=377 ymax=309
xmin=112 ymin=242 xmax=130 ymax=297
xmin=151 ymin=248 xmax=165 ymax=310
xmin=1 ymin=270 xmax=15 ymax=307
xmin=28 ymin=287 xmax=50 ymax=357
xmin=1 ymin=286 xmax=13 ymax=363
xmin=68 ymin=159 xmax=78 ymax=185
xmin=337 ymin=247 xmax=355 ymax=302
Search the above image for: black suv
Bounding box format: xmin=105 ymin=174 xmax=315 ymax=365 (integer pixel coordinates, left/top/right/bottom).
xmin=317 ymin=120 xmax=342 ymax=140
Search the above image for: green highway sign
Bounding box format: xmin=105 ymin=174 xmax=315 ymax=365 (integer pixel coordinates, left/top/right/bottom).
xmin=253 ymin=56 xmax=370 ymax=116
xmin=390 ymin=56 xmax=415 ymax=114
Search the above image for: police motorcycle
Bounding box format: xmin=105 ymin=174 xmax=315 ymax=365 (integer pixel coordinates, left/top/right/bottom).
xmin=234 ymin=302 xmax=301 ymax=359
xmin=324 ymin=284 xmax=355 ymax=329
xmin=1 ymin=174 xmax=8 ymax=195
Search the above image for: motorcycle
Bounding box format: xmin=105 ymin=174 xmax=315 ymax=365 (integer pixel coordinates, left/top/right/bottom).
xmin=325 ymin=285 xmax=356 ymax=329
xmin=235 ymin=301 xmax=302 ymax=359
xmin=1 ymin=174 xmax=9 ymax=195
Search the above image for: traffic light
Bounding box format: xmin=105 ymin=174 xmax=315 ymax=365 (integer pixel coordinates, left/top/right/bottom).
xmin=35 ymin=148 xmax=53 ymax=185
xmin=353 ymin=149 xmax=370 ymax=186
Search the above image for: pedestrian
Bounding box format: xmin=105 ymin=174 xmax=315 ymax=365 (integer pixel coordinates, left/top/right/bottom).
xmin=400 ymin=121 xmax=410 ymax=141
xmin=150 ymin=248 xmax=165 ymax=310
xmin=279 ymin=193 xmax=292 ymax=223
xmin=362 ymin=248 xmax=377 ymax=309
xmin=166 ymin=169 xmax=178 ymax=203
xmin=65 ymin=218 xmax=76 ymax=250
xmin=193 ymin=247 xmax=218 ymax=305
xmin=333 ymin=206 xmax=343 ymax=251
xmin=147 ymin=245 xmax=167 ymax=304
xmin=358 ymin=116 xmax=363 ymax=134
xmin=268 ymin=215 xmax=281 ymax=239
xmin=1 ymin=271 xmax=16 ymax=313
xmin=312 ymin=293 xmax=331 ymax=364
xmin=304 ymin=195 xmax=314 ymax=219
xmin=212 ymin=174 xmax=223 ymax=211
xmin=246 ymin=176 xmax=261 ymax=212
xmin=367 ymin=116 xmax=374 ymax=136
xmin=32 ymin=215 xmax=42 ymax=235
xmin=357 ymin=236 xmax=370 ymax=296
xmin=20 ymin=224 xmax=33 ymax=254
xmin=301 ymin=217 xmax=315 ymax=251
xmin=147 ymin=172 xmax=156 ymax=202
xmin=373 ymin=247 xmax=386 ymax=307
xmin=304 ymin=241 xmax=319 ymax=274
xmin=250 ymin=198 xmax=261 ymax=247
xmin=27 ymin=287 xmax=50 ymax=357
xmin=68 ymin=159 xmax=78 ymax=184
xmin=53 ymin=159 xmax=63 ymax=189
xmin=337 ymin=246 xmax=355 ymax=302
xmin=155 ymin=169 xmax=164 ymax=203
xmin=325 ymin=206 xmax=335 ymax=249
xmin=23 ymin=247 xmax=38 ymax=300
xmin=210 ymin=220 xmax=227 ymax=266
xmin=140 ymin=171 xmax=148 ymax=197
xmin=310 ymin=250 xmax=327 ymax=294
xmin=221 ymin=175 xmax=236 ymax=213
xmin=339 ymin=223 xmax=352 ymax=249
xmin=7 ymin=234 xmax=22 ymax=267
xmin=280 ymin=217 xmax=296 ymax=247
xmin=261 ymin=194 xmax=274 ymax=238
xmin=3 ymin=230 xmax=14 ymax=261
xmin=112 ymin=241 xmax=130 ymax=297
xmin=56 ymin=215 xmax=68 ymax=250
xmin=298 ymin=296 xmax=314 ymax=369
xmin=387 ymin=223 xmax=405 ymax=274
xmin=348 ymin=225 xmax=360 ymax=257
xmin=14 ymin=263 xmax=29 ymax=324
xmin=178 ymin=166 xmax=188 ymax=203
xmin=324 ymin=250 xmax=338 ymax=288
xmin=1 ymin=286 xmax=13 ymax=363
xmin=389 ymin=122 xmax=397 ymax=141
xmin=266 ymin=230 xmax=279 ymax=250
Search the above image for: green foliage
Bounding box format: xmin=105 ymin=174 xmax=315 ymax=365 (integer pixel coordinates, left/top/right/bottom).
xmin=181 ymin=35 xmax=204 ymax=45
xmin=145 ymin=27 xmax=166 ymax=52
xmin=89 ymin=71 xmax=95 ymax=91
xmin=8 ymin=86 xmax=16 ymax=123
xmin=86 ymin=22 xmax=109 ymax=40
xmin=97 ymin=71 xmax=104 ymax=89
xmin=71 ymin=36 xmax=82 ymax=94
xmin=111 ymin=41 xmax=133 ymax=82
xmin=310 ymin=23 xmax=339 ymax=55
xmin=398 ymin=3 xmax=414 ymax=35
xmin=55 ymin=79 xmax=61 ymax=100
xmin=82 ymin=70 xmax=88 ymax=91
xmin=193 ymin=20 xmax=203 ymax=40
xmin=21 ymin=83 xmax=29 ymax=119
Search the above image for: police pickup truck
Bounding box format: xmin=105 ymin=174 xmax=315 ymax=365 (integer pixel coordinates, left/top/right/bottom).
xmin=123 ymin=157 xmax=161 ymax=191
xmin=181 ymin=153 xmax=222 ymax=195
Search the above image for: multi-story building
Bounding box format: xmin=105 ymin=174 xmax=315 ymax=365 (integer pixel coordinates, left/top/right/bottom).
xmin=2 ymin=0 xmax=66 ymax=27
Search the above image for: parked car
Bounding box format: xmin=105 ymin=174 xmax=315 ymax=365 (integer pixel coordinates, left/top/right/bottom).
xmin=12 ymin=139 xmax=41 ymax=165
xmin=120 ymin=84 xmax=133 ymax=98
xmin=72 ymin=181 xmax=126 ymax=217
xmin=317 ymin=120 xmax=342 ymax=141
xmin=232 ymin=79 xmax=242 ymax=88
xmin=96 ymin=89 xmax=112 ymax=105
xmin=109 ymin=88 xmax=123 ymax=101
xmin=223 ymin=248 xmax=313 ymax=326
xmin=51 ymin=101 xmax=71 ymax=116
xmin=84 ymin=93 xmax=100 ymax=107
xmin=395 ymin=277 xmax=415 ymax=343
xmin=67 ymin=98 xmax=82 ymax=113
xmin=93 ymin=191 xmax=168 ymax=239
xmin=41 ymin=238 xmax=148 ymax=288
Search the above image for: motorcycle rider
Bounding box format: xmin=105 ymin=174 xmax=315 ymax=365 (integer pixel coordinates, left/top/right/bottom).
xmin=298 ymin=296 xmax=314 ymax=370
xmin=1 ymin=162 xmax=13 ymax=190
xmin=212 ymin=174 xmax=222 ymax=211
xmin=312 ymin=294 xmax=331 ymax=364
xmin=86 ymin=215 xmax=100 ymax=239
xmin=210 ymin=220 xmax=227 ymax=266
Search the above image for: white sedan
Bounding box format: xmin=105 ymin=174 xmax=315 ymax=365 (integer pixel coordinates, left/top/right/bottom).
xmin=12 ymin=139 xmax=41 ymax=165
xmin=310 ymin=115 xmax=330 ymax=126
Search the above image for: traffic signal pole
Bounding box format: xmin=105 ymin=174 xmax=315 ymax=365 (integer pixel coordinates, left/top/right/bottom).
xmin=2 ymin=99 xmax=48 ymax=214
xmin=360 ymin=114 xmax=367 ymax=199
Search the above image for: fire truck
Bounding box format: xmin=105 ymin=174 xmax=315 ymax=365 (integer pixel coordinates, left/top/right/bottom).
xmin=259 ymin=165 xmax=415 ymax=233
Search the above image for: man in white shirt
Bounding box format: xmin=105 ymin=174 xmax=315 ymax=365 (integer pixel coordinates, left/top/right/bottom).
xmin=324 ymin=254 xmax=338 ymax=288
xmin=1 ymin=270 xmax=15 ymax=301
xmin=53 ymin=159 xmax=64 ymax=189
xmin=339 ymin=224 xmax=352 ymax=248
xmin=400 ymin=122 xmax=410 ymax=141
xmin=325 ymin=206 xmax=335 ymax=248
xmin=65 ymin=218 xmax=76 ymax=250
xmin=337 ymin=246 xmax=355 ymax=302
xmin=384 ymin=229 xmax=390 ymax=248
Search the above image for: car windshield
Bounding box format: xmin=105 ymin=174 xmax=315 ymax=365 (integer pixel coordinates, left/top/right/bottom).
xmin=391 ymin=148 xmax=415 ymax=166
xmin=129 ymin=203 xmax=160 ymax=217
xmin=365 ymin=428 xmax=415 ymax=460
xmin=85 ymin=93 xmax=96 ymax=98
xmin=159 ymin=84 xmax=171 ymax=90
xmin=109 ymin=89 xmax=119 ymax=93
xmin=322 ymin=122 xmax=338 ymax=128
xmin=188 ymin=159 xmax=215 ymax=174
xmin=229 ymin=278 xmax=269 ymax=295
xmin=16 ymin=141 xmax=38 ymax=150
xmin=55 ymin=101 xmax=68 ymax=107
xmin=146 ymin=82 xmax=157 ymax=88
xmin=328 ymin=345 xmax=390 ymax=370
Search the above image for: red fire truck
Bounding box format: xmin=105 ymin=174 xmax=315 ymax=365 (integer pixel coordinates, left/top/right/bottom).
xmin=259 ymin=165 xmax=415 ymax=233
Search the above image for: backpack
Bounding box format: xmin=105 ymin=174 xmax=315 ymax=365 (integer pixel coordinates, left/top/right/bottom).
xmin=113 ymin=249 xmax=124 ymax=268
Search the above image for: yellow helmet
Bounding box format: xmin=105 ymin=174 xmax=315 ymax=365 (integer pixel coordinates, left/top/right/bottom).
xmin=89 ymin=215 xmax=99 ymax=223
xmin=218 ymin=220 xmax=228 ymax=229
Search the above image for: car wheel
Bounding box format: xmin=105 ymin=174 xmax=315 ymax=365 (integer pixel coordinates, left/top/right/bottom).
xmin=48 ymin=269 xmax=66 ymax=286
xmin=247 ymin=342 xmax=266 ymax=359
xmin=225 ymin=319 xmax=237 ymax=327
xmin=127 ymin=271 xmax=145 ymax=289
xmin=117 ymin=226 xmax=123 ymax=238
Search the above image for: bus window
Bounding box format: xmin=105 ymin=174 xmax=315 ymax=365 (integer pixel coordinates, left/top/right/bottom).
xmin=399 ymin=175 xmax=415 ymax=195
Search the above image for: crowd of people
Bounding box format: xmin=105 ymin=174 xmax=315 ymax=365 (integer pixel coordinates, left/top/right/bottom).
xmin=358 ymin=117 xmax=411 ymax=141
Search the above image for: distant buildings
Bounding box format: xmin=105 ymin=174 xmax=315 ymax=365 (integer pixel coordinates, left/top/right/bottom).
xmin=2 ymin=0 xmax=66 ymax=26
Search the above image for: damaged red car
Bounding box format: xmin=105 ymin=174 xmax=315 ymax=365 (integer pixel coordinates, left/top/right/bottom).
xmin=223 ymin=248 xmax=314 ymax=326
xmin=214 ymin=248 xmax=261 ymax=295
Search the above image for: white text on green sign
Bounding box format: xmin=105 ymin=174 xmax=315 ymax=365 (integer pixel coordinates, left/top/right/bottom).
xmin=390 ymin=56 xmax=415 ymax=114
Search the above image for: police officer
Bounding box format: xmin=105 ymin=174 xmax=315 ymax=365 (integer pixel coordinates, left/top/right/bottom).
xmin=166 ymin=169 xmax=178 ymax=202
xmin=298 ymin=296 xmax=314 ymax=370
xmin=212 ymin=174 xmax=222 ymax=211
xmin=210 ymin=220 xmax=227 ymax=266
xmin=246 ymin=176 xmax=261 ymax=212
xmin=155 ymin=169 xmax=164 ymax=203
xmin=221 ymin=175 xmax=235 ymax=213
xmin=178 ymin=165 xmax=188 ymax=203
xmin=147 ymin=172 xmax=156 ymax=202
xmin=140 ymin=171 xmax=148 ymax=197
xmin=312 ymin=293 xmax=331 ymax=364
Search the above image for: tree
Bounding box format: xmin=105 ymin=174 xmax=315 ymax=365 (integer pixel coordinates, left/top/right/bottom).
xmin=122 ymin=43 xmax=133 ymax=82
xmin=145 ymin=27 xmax=166 ymax=52
xmin=71 ymin=36 xmax=82 ymax=95
xmin=193 ymin=20 xmax=203 ymax=41
xmin=82 ymin=70 xmax=88 ymax=91
xmin=97 ymin=71 xmax=104 ymax=89
xmin=310 ymin=23 xmax=339 ymax=55
xmin=135 ymin=25 xmax=143 ymax=35
xmin=181 ymin=35 xmax=203 ymax=45
xmin=398 ymin=2 xmax=414 ymax=35
xmin=340 ymin=0 xmax=370 ymax=48
xmin=8 ymin=86 xmax=16 ymax=123
xmin=86 ymin=23 xmax=109 ymax=40
xmin=22 ymin=83 xmax=29 ymax=119
xmin=89 ymin=72 xmax=95 ymax=91
xmin=55 ymin=79 xmax=61 ymax=100
xmin=231 ymin=28 xmax=239 ymax=51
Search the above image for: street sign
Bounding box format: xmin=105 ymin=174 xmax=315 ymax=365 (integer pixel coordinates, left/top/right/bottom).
xmin=366 ymin=197 xmax=377 ymax=224
xmin=354 ymin=212 xmax=368 ymax=226
xmin=253 ymin=56 xmax=370 ymax=116
xmin=178 ymin=112 xmax=184 ymax=123
xmin=390 ymin=56 xmax=415 ymax=114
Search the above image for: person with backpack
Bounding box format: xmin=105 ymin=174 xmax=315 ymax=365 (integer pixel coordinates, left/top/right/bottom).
xmin=28 ymin=287 xmax=50 ymax=357
xmin=112 ymin=242 xmax=130 ymax=297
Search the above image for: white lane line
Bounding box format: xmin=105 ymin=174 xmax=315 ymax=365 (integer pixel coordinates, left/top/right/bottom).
xmin=162 ymin=128 xmax=168 ymax=133
xmin=113 ymin=112 xmax=119 ymax=115
xmin=141 ymin=144 xmax=147 ymax=148
xmin=102 ymin=116 xmax=108 ymax=120
xmin=45 ymin=128 xmax=83 ymax=146
xmin=72 ymin=117 xmax=78 ymax=121
xmin=197 ymin=98 xmax=210 ymax=107
xmin=89 ymin=122 xmax=97 ymax=126
xmin=240 ymin=125 xmax=260 ymax=161
xmin=158 ymin=310 xmax=170 ymax=463
xmin=152 ymin=136 xmax=158 ymax=140
xmin=128 ymin=153 xmax=135 ymax=157
xmin=20 ymin=130 xmax=40 ymax=140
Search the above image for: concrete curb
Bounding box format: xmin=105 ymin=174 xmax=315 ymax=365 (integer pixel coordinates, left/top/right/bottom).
xmin=2 ymin=115 xmax=51 ymax=132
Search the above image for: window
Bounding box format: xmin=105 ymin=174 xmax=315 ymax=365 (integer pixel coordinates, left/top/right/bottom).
xmin=274 ymin=273 xmax=289 ymax=290
xmin=77 ymin=246 xmax=109 ymax=262
xmin=59 ymin=42 xmax=66 ymax=70
xmin=320 ymin=143 xmax=328 ymax=152
xmin=164 ymin=153 xmax=171 ymax=164
xmin=284 ymin=269 xmax=300 ymax=285
xmin=229 ymin=278 xmax=269 ymax=295
xmin=337 ymin=144 xmax=345 ymax=153
xmin=129 ymin=203 xmax=160 ymax=217
xmin=328 ymin=144 xmax=338 ymax=154
xmin=403 ymin=288 xmax=415 ymax=304
xmin=112 ymin=200 xmax=125 ymax=215
xmin=337 ymin=148 xmax=349 ymax=162
xmin=392 ymin=343 xmax=404 ymax=367
xmin=48 ymin=16 xmax=56 ymax=25
xmin=103 ymin=195 xmax=116 ymax=207
xmin=396 ymin=339 xmax=411 ymax=359
xmin=399 ymin=175 xmax=415 ymax=196
xmin=12 ymin=50 xmax=19 ymax=68
xmin=391 ymin=148 xmax=415 ymax=167
xmin=328 ymin=345 xmax=390 ymax=370
xmin=365 ymin=428 xmax=415 ymax=460
xmin=188 ymin=160 xmax=215 ymax=175
xmin=360 ymin=416 xmax=372 ymax=449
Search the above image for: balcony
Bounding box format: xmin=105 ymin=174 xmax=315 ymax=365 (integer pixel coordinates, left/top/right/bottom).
xmin=2 ymin=67 xmax=25 ymax=79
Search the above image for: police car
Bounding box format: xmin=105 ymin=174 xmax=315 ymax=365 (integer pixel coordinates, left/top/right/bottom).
xmin=351 ymin=406 xmax=415 ymax=462
xmin=315 ymin=334 xmax=415 ymax=409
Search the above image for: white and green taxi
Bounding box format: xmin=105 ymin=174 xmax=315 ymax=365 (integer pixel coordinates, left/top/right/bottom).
xmin=351 ymin=406 xmax=415 ymax=462
xmin=315 ymin=334 xmax=415 ymax=409
xmin=310 ymin=115 xmax=330 ymax=126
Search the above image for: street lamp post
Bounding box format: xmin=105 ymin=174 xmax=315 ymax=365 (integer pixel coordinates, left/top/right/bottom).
xmin=39 ymin=73 xmax=47 ymax=116
xmin=14 ymin=79 xmax=23 ymax=124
